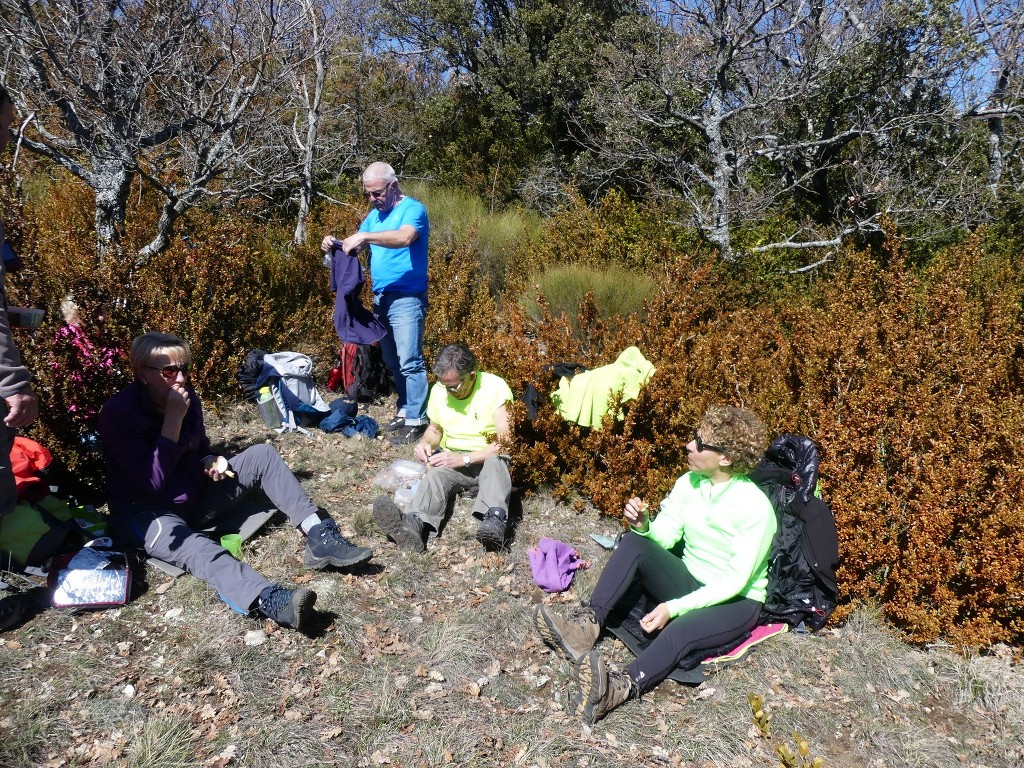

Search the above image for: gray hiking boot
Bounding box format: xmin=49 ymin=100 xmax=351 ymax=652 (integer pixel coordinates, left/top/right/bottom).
xmin=303 ymin=518 xmax=373 ymax=570
xmin=534 ymin=603 xmax=600 ymax=663
xmin=571 ymin=651 xmax=637 ymax=724
xmin=475 ymin=507 xmax=508 ymax=551
xmin=388 ymin=423 xmax=427 ymax=446
xmin=372 ymin=496 xmax=427 ymax=552
xmin=258 ymin=584 xmax=316 ymax=632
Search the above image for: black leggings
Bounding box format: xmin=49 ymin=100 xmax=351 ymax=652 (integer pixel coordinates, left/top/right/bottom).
xmin=589 ymin=532 xmax=761 ymax=693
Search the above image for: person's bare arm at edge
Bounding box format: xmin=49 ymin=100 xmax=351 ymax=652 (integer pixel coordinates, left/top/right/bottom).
xmin=3 ymin=388 xmax=39 ymax=428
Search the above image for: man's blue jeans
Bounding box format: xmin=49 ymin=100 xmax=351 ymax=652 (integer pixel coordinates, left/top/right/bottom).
xmin=375 ymin=291 xmax=428 ymax=425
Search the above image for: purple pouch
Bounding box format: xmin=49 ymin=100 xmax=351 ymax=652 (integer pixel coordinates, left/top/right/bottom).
xmin=528 ymin=537 xmax=589 ymax=592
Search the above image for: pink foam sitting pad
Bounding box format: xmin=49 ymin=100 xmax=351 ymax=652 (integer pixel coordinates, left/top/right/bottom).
xmin=702 ymin=622 xmax=789 ymax=667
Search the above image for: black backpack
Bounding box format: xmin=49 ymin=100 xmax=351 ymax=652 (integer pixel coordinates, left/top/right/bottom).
xmin=341 ymin=342 xmax=392 ymax=402
xmin=750 ymin=434 xmax=840 ymax=632
xmin=237 ymin=348 xmax=267 ymax=401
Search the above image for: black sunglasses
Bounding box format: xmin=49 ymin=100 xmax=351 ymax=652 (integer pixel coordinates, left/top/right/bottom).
xmin=694 ymin=431 xmax=729 ymax=454
xmin=148 ymin=364 xmax=190 ymax=378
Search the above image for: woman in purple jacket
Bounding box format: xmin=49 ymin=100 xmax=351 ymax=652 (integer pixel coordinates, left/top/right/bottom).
xmin=98 ymin=332 xmax=372 ymax=631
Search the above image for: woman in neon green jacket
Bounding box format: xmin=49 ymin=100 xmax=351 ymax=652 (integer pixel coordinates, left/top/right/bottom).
xmin=535 ymin=404 xmax=777 ymax=723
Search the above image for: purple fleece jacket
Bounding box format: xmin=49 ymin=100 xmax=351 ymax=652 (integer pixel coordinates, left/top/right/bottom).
xmin=98 ymin=381 xmax=211 ymax=515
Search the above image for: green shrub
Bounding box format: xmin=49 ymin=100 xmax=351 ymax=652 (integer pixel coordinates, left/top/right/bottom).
xmin=520 ymin=263 xmax=657 ymax=340
xmin=404 ymin=181 xmax=543 ymax=295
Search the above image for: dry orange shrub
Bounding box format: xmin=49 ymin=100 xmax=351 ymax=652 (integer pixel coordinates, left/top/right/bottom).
xmin=8 ymin=168 xmax=1024 ymax=645
xmin=458 ymin=236 xmax=1024 ymax=647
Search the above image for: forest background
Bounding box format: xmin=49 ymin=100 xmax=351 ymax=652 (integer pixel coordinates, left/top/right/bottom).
xmin=3 ymin=0 xmax=1024 ymax=651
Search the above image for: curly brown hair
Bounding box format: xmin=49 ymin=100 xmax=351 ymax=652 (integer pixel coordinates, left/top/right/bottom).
xmin=699 ymin=405 xmax=767 ymax=475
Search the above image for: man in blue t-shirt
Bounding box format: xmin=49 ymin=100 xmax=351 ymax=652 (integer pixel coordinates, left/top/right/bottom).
xmin=322 ymin=163 xmax=430 ymax=445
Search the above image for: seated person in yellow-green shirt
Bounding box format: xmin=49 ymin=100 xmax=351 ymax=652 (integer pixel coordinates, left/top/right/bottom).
xmin=373 ymin=343 xmax=513 ymax=552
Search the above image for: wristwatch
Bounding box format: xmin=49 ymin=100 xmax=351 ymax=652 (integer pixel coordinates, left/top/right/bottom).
xmin=463 ymin=454 xmax=472 ymax=467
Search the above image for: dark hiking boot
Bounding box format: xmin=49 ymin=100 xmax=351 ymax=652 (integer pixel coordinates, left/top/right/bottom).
xmin=373 ymin=496 xmax=427 ymax=552
xmin=572 ymin=651 xmax=638 ymax=724
xmin=258 ymin=585 xmax=316 ymax=631
xmin=475 ymin=507 xmax=508 ymax=551
xmin=388 ymin=423 xmax=427 ymax=446
xmin=384 ymin=415 xmax=405 ymax=433
xmin=0 ymin=593 xmax=30 ymax=633
xmin=534 ymin=603 xmax=600 ymax=663
xmin=304 ymin=518 xmax=373 ymax=569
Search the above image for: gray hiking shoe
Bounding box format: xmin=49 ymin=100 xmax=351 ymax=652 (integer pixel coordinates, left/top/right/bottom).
xmin=304 ymin=518 xmax=373 ymax=569
xmin=372 ymin=496 xmax=427 ymax=552
xmin=475 ymin=506 xmax=508 ymax=551
xmin=388 ymin=423 xmax=427 ymax=446
xmin=571 ymin=651 xmax=637 ymax=724
xmin=258 ymin=585 xmax=316 ymax=631
xmin=534 ymin=603 xmax=600 ymax=663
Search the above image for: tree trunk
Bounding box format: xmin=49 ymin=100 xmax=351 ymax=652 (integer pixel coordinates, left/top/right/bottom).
xmin=93 ymin=163 xmax=132 ymax=261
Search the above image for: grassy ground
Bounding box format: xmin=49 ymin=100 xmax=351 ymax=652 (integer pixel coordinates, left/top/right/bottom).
xmin=2 ymin=397 xmax=1023 ymax=768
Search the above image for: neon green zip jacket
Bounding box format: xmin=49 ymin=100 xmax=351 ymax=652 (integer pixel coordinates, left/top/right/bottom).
xmin=638 ymin=471 xmax=776 ymax=618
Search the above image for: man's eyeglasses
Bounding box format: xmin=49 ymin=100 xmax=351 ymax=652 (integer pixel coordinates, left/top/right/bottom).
xmin=365 ymin=182 xmax=393 ymax=199
xmin=149 ymin=364 xmax=190 ymax=379
xmin=694 ymin=431 xmax=728 ymax=454
xmin=445 ymin=372 xmax=473 ymax=393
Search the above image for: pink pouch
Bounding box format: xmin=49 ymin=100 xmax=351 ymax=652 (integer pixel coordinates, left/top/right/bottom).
xmin=528 ymin=537 xmax=589 ymax=592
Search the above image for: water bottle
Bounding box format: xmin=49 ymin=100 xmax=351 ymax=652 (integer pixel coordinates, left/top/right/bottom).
xmin=257 ymin=386 xmax=282 ymax=428
xmin=326 ymin=364 xmax=345 ymax=392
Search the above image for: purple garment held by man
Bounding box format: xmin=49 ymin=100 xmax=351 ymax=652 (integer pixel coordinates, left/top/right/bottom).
xmin=330 ymin=248 xmax=386 ymax=345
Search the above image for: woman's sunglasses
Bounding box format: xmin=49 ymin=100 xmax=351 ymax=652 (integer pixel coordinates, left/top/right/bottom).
xmin=694 ymin=431 xmax=728 ymax=454
xmin=148 ymin=364 xmax=190 ymax=379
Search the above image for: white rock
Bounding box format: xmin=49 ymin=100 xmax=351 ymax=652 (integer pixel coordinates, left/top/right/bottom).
xmin=245 ymin=630 xmax=268 ymax=646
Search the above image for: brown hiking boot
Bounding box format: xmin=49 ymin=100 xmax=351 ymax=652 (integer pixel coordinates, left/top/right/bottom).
xmin=373 ymin=496 xmax=427 ymax=552
xmin=534 ymin=603 xmax=600 ymax=663
xmin=571 ymin=651 xmax=637 ymax=724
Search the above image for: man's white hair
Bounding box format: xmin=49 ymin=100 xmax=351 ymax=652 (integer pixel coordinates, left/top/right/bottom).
xmin=362 ymin=161 xmax=398 ymax=185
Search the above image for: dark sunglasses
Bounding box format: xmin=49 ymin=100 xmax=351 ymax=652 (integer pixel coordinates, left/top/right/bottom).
xmin=694 ymin=431 xmax=728 ymax=454
xmin=148 ymin=364 xmax=190 ymax=378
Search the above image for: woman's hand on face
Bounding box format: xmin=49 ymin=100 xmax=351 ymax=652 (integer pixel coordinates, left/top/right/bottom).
xmin=163 ymin=384 xmax=191 ymax=420
xmin=623 ymin=497 xmax=649 ymax=529
xmin=639 ymin=603 xmax=671 ymax=634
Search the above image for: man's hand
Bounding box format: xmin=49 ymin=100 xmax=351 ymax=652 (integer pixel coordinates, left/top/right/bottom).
xmin=3 ymin=388 xmax=39 ymax=428
xmin=413 ymin=440 xmax=434 ymax=464
xmin=340 ymin=233 xmax=366 ymax=255
xmin=428 ymin=451 xmax=468 ymax=470
xmin=639 ymin=602 xmax=671 ymax=634
xmin=320 ymin=234 xmax=340 ymax=253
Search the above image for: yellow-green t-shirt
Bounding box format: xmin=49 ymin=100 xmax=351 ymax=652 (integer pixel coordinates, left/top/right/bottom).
xmin=427 ymin=370 xmax=513 ymax=452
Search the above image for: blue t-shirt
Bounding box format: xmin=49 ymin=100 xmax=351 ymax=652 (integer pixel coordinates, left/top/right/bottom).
xmin=359 ymin=195 xmax=429 ymax=295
